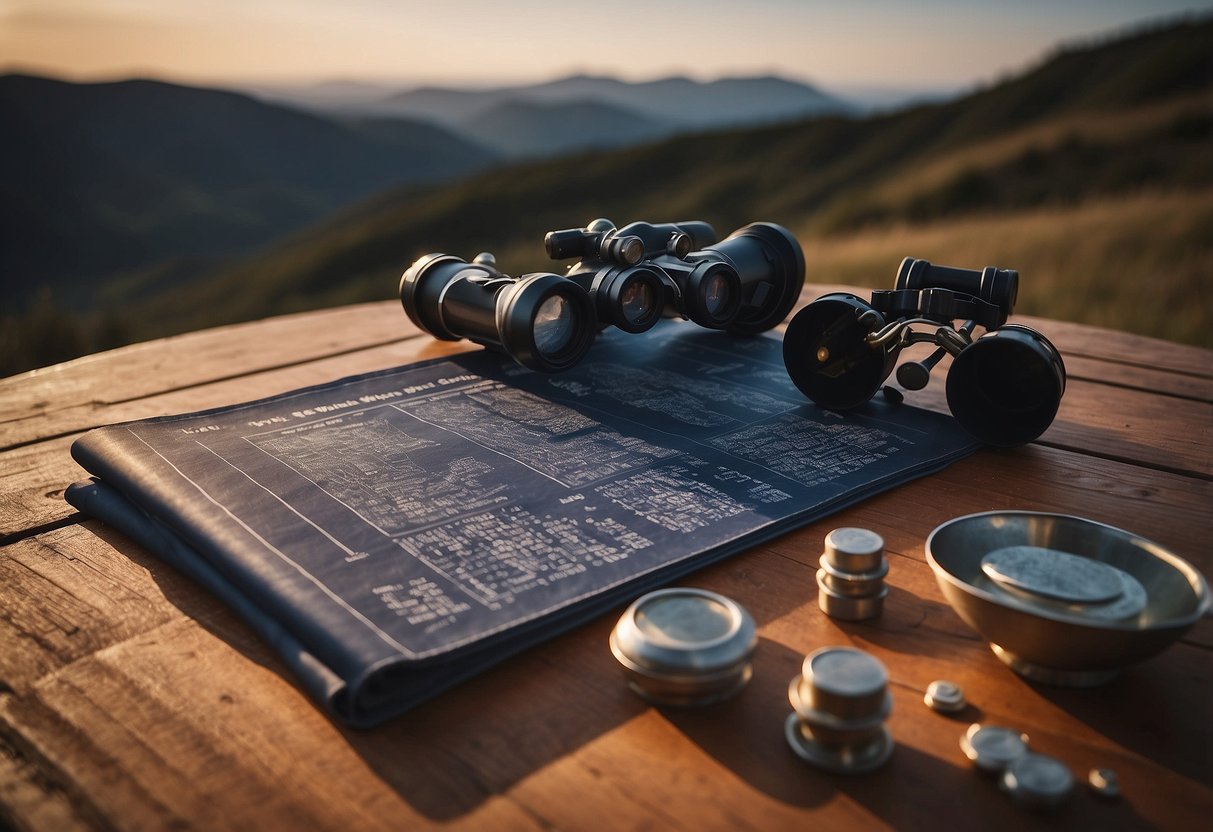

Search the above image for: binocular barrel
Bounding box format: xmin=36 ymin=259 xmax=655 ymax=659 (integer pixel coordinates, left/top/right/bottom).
xmin=711 ymin=223 xmax=806 ymax=335
xmin=896 ymin=258 xmax=1018 ymax=326
xmin=946 ymin=324 xmax=1066 ymax=447
xmin=400 ymin=254 xmax=596 ymax=373
xmin=544 ymin=220 xmax=718 ymax=264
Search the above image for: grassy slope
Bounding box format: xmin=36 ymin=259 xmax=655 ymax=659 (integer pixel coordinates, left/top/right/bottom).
xmin=802 ymin=189 xmax=1213 ymax=346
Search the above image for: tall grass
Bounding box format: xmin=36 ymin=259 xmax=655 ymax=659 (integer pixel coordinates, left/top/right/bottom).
xmin=801 ymin=189 xmax=1213 ymax=348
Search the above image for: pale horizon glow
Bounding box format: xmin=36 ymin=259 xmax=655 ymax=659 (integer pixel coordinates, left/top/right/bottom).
xmin=1 ymin=0 xmax=1209 ymax=93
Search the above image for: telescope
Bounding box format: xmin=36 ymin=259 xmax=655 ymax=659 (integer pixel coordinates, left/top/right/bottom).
xmin=782 ymin=257 xmax=1065 ymax=447
xmin=544 ymin=218 xmax=805 ymax=335
xmin=400 ymin=218 xmax=806 ymax=373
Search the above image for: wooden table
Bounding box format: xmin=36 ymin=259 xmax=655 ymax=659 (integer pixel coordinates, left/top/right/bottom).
xmin=2 ymin=285 xmax=1210 ymax=830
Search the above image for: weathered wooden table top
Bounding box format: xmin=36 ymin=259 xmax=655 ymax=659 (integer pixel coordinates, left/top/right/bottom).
xmin=2 ymin=285 xmax=1210 ymax=830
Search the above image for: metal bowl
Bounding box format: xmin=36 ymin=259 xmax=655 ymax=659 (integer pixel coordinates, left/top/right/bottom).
xmin=926 ymin=511 xmax=1210 ymax=685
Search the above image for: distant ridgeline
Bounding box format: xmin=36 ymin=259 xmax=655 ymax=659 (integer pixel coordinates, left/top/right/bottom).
xmin=2 ymin=16 xmax=1211 ymax=376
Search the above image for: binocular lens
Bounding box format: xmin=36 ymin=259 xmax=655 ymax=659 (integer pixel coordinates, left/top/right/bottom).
xmin=946 ymin=325 xmax=1066 ymax=447
xmin=533 ymin=294 xmax=575 ymax=357
xmin=679 ymin=262 xmax=741 ymax=329
xmin=703 ymin=272 xmax=731 ymax=316
xmin=496 ymin=274 xmax=596 ymax=372
xmin=619 ymin=280 xmax=657 ymax=328
xmin=602 ymin=267 xmax=664 ymax=333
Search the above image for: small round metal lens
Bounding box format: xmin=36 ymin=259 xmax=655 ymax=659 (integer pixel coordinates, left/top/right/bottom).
xmin=703 ymin=273 xmax=730 ymax=315
xmin=619 ymin=280 xmax=656 ymax=326
xmin=533 ymin=294 xmax=574 ymax=356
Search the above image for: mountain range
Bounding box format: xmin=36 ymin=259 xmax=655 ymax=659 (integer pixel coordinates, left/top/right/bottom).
xmin=248 ymin=74 xmax=854 ymax=157
xmin=128 ymin=17 xmax=1209 ymax=344
xmin=0 ymin=74 xmax=496 ymax=311
xmin=3 ymin=16 xmax=1210 ymax=376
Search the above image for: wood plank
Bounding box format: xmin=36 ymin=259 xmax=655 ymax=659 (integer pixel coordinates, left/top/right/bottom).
xmin=0 ymin=529 xmax=547 ymax=831
xmin=1061 ymin=353 xmax=1212 ymax=402
xmin=0 ymin=526 xmax=184 ymax=693
xmin=898 ymin=370 xmax=1212 ymax=478
xmin=2 ymin=309 xmax=1208 ymax=538
xmin=3 ymin=352 xmax=1210 ymax=553
xmin=2 ymin=474 xmax=1208 ymax=830
xmin=0 ymin=301 xmax=424 ymax=444
xmin=3 ymin=533 xmax=1205 ymax=831
xmin=7 ymin=288 xmax=1209 ymax=450
xmin=1041 ymin=377 xmax=1212 ymax=477
xmin=0 ymin=330 xmax=471 ymax=452
xmin=2 ymin=300 xmax=1210 ymax=830
xmin=0 ymin=731 xmax=94 ymax=832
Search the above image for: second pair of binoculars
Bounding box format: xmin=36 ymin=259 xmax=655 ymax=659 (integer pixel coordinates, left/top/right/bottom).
xmin=783 ymin=257 xmax=1066 ymax=447
xmin=399 ymin=219 xmax=805 ymax=373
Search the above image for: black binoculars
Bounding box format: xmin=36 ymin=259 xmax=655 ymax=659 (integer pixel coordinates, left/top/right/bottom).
xmin=783 ymin=257 xmax=1066 ymax=447
xmin=399 ymin=219 xmax=805 ymax=373
xmin=544 ymin=218 xmax=805 ymax=335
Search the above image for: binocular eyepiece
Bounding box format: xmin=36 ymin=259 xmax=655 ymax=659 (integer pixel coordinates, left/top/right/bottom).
xmin=400 ymin=218 xmax=805 ymax=374
xmin=783 ymin=257 xmax=1065 ymax=447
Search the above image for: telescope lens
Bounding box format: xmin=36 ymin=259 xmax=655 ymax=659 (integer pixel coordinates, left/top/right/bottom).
xmin=620 ymin=279 xmax=657 ymax=327
xmin=533 ymin=294 xmax=574 ymax=356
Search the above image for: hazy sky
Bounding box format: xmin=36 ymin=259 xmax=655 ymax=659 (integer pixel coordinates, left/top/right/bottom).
xmin=2 ymin=0 xmax=1209 ymax=90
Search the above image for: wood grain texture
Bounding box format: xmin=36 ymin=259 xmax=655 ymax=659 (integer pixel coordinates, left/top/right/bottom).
xmin=1 ymin=289 xmax=1210 ymax=831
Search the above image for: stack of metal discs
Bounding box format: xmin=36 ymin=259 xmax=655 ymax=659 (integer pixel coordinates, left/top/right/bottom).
xmin=817 ymin=528 xmax=889 ymax=620
xmin=785 ymin=646 xmax=894 ymax=773
xmin=609 ymin=587 xmax=757 ymax=706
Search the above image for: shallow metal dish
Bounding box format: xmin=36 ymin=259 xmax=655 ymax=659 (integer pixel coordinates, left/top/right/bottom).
xmin=926 ymin=511 xmax=1210 ymax=685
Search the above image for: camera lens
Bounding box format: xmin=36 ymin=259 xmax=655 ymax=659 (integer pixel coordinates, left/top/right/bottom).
xmin=533 ymin=294 xmax=574 ymax=356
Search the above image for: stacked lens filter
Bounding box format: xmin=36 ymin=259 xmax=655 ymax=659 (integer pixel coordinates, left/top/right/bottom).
xmin=785 ymin=646 xmax=894 ymax=773
xmin=817 ymin=528 xmax=889 ymax=620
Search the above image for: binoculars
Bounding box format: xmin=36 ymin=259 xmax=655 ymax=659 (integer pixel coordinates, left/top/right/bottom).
xmin=783 ymin=257 xmax=1066 ymax=447
xmin=399 ymin=219 xmax=805 ymax=373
